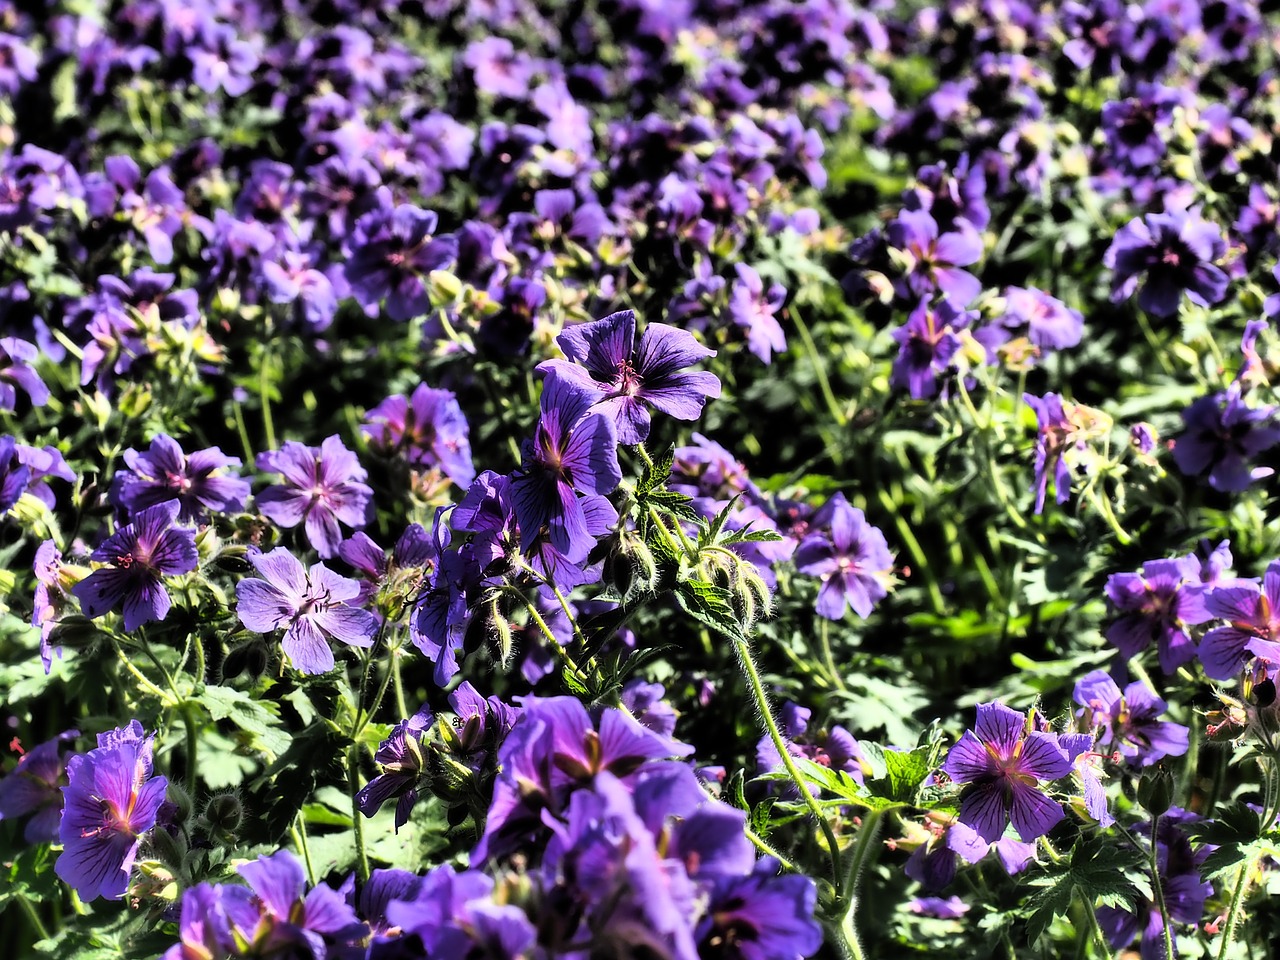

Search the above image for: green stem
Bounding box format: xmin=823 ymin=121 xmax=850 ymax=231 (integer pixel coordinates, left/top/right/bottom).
xmin=790 ymin=307 xmax=847 ymax=428
xmin=835 ymin=808 xmax=884 ymax=960
xmin=1086 ymin=487 xmax=1132 ymax=546
xmin=348 ymin=744 xmax=369 ymax=884
xmin=108 ymin=636 xmax=177 ymax=705
xmin=392 ymin=645 xmax=409 ymax=720
xmin=817 ymin=619 xmax=846 ymax=691
xmin=292 ymin=817 xmax=316 ymax=886
xmin=1216 ymin=863 xmax=1252 ymax=960
xmin=258 ymin=346 xmax=276 ymax=450
xmin=183 ymin=702 xmax=199 ymax=797
xmin=1149 ymin=814 xmax=1176 ymax=960
xmin=732 ymin=636 xmax=843 ymax=886
xmin=515 ymin=588 xmax=592 ymax=691
xmin=1082 ymin=899 xmax=1113 ymax=960
xmin=744 ymin=826 xmax=800 ymax=873
xmin=876 ymin=488 xmax=945 ymax=615
xmin=18 ymin=895 xmax=49 ymax=942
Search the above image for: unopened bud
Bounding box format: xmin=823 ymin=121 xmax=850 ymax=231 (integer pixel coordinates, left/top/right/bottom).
xmin=1137 ymin=767 xmax=1175 ymax=816
xmin=203 ymin=792 xmax=244 ymax=837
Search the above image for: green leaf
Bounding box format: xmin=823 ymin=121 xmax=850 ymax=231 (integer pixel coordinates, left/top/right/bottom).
xmin=672 ymin=579 xmax=747 ymax=643
xmin=197 ymin=684 xmax=289 ymax=759
xmin=862 ymin=745 xmax=931 ymax=805
xmin=647 ymin=489 xmax=701 ymax=523
xmin=637 ymin=445 xmax=675 ymax=497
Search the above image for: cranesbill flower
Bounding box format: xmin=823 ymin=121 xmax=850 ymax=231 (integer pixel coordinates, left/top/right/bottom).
xmin=111 ymin=433 xmax=250 ymax=522
xmin=890 ymin=297 xmax=972 ymax=399
xmin=0 ymin=337 xmax=48 ymax=409
xmin=1023 ymin=393 xmax=1112 ymax=514
xmin=510 ymin=371 xmax=622 ymax=564
xmin=161 ymin=883 xmax=230 ymax=960
xmin=696 ymin=860 xmax=823 ymax=960
xmin=256 ymin=436 xmax=373 ymax=559
xmin=942 ymin=701 xmax=1072 ymax=842
xmin=0 ymin=435 xmax=31 ymax=513
xmin=887 ymin=209 xmax=984 ymax=306
xmin=56 ymin=721 xmax=168 ymax=901
xmin=1104 ymin=209 xmax=1229 ymax=318
xmin=728 ymin=264 xmax=788 ymax=364
xmin=1104 ymin=555 xmax=1210 ymax=673
xmin=356 ymin=703 xmax=434 ymax=830
xmin=540 ymin=309 xmax=721 ymax=445
xmin=229 ymin=850 xmax=362 ymax=957
xmin=1073 ymin=670 xmax=1189 ymax=766
xmin=1172 ymin=385 xmax=1280 ymax=492
xmin=72 ymin=500 xmax=198 ymax=631
xmin=794 ymin=493 xmax=894 ymax=620
xmin=236 ymin=547 xmax=379 ymax=675
xmin=1198 ymin=564 xmax=1280 ymax=679
xmin=0 ymin=730 xmax=78 ymax=842
xmin=362 ymin=383 xmax=475 ymax=486
xmin=346 ymin=200 xmax=458 ymax=322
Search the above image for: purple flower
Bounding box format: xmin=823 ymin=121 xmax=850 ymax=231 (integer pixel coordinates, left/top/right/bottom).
xmin=510 ymin=371 xmax=622 ymax=564
xmin=1023 ymin=393 xmax=1111 ymax=514
xmin=696 ymin=860 xmax=823 ymax=960
xmin=362 ymin=383 xmax=475 ymax=486
xmin=462 ymin=37 xmax=534 ymax=99
xmin=1172 ymin=385 xmax=1280 ymax=492
xmin=356 ymin=703 xmax=434 ymax=830
xmin=1073 ymin=670 xmax=1189 ymax=766
xmin=162 ymin=884 xmax=231 ymax=960
xmin=72 ymin=500 xmax=198 ymax=631
xmin=1104 ymin=555 xmax=1210 ymax=673
xmin=942 ymin=702 xmax=1072 ymax=842
xmin=386 ymin=864 xmax=536 ymax=960
xmin=256 ymin=436 xmax=373 ymax=559
xmin=1096 ymin=809 xmax=1211 ymax=960
xmin=993 ymin=287 xmax=1084 ymax=353
xmin=794 ymin=493 xmax=894 ymax=620
xmin=261 ymin=251 xmax=338 ymax=332
xmin=540 ymin=309 xmax=721 ymax=445
xmin=1104 ymin=210 xmax=1229 ymax=318
xmin=1202 ymin=562 xmax=1280 ymax=680
xmin=0 ymin=730 xmax=78 ymax=843
xmin=55 ymin=721 xmax=168 ymax=901
xmin=111 ymin=434 xmax=249 ymax=522
xmin=890 ymin=298 xmax=972 ymax=399
xmin=33 ymin=540 xmax=74 ymax=671
xmin=0 ymin=435 xmax=31 ymax=513
xmin=756 ymin=702 xmax=863 ymax=799
xmin=887 ymin=209 xmax=984 ymax=306
xmin=229 ymin=850 xmax=362 ymax=957
xmin=346 ymin=200 xmax=458 ymax=322
xmin=235 ymin=547 xmax=379 ymax=675
xmin=0 ymin=337 xmax=48 ymax=409
xmin=728 ymin=264 xmax=787 ymax=363
xmin=909 ymin=896 xmax=970 ymax=919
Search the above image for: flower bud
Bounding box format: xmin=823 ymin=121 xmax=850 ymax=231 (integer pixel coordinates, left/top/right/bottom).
xmin=1137 ymin=767 xmax=1174 ymax=817
xmin=202 ymin=792 xmax=245 ymax=838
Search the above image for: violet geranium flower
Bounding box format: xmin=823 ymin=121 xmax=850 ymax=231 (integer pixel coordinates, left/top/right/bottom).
xmin=539 ymin=309 xmax=721 ymax=445
xmin=0 ymin=729 xmax=78 ymax=843
xmin=1104 ymin=555 xmax=1210 ymax=674
xmin=55 ymin=721 xmax=169 ymax=901
xmin=71 ymin=500 xmax=198 ymax=631
xmin=111 ymin=433 xmax=250 ymax=522
xmin=794 ymin=493 xmax=895 ymax=620
xmin=361 ymin=383 xmax=475 ymax=486
xmin=0 ymin=336 xmax=49 ymax=410
xmin=1073 ymin=670 xmax=1189 ymax=766
xmin=941 ymin=701 xmax=1073 ymax=842
xmin=1171 ymin=385 xmax=1280 ymax=493
xmin=1203 ymin=561 xmax=1280 ymax=680
xmin=886 ymin=208 xmax=984 ymax=306
xmin=1104 ymin=209 xmax=1229 ymax=318
xmin=235 ymin=547 xmax=379 ymax=675
xmin=356 ymin=703 xmax=435 ymax=830
xmin=509 ymin=370 xmax=622 ymax=563
xmin=256 ymin=436 xmax=373 ymax=559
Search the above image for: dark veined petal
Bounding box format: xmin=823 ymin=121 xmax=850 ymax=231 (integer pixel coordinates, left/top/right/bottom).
xmin=310 ymin=605 xmax=379 ymax=647
xmin=941 ymin=730 xmax=996 ymax=784
xmin=559 ymin=411 xmax=621 ymax=496
xmin=121 ymin=576 xmax=171 ymax=631
xmin=250 ymin=547 xmax=308 ymax=600
xmin=973 ymin=702 xmax=1024 ymax=760
xmin=1014 ymin=732 xmax=1072 ymax=781
xmin=235 ymin=578 xmax=295 ymax=633
xmin=957 ymin=783 xmax=1009 ymax=843
xmin=556 ymin=310 xmax=636 ymax=378
xmin=283 ymin=617 xmax=336 ymax=675
xmin=1006 ymin=779 xmax=1065 ymax=842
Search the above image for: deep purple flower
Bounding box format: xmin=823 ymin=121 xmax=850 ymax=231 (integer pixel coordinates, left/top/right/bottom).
xmin=0 ymin=337 xmax=48 ymax=409
xmin=256 ymin=436 xmax=373 ymax=559
xmin=228 ymin=850 xmax=362 ymax=957
xmin=1073 ymin=670 xmax=1189 ymax=766
xmin=510 ymin=370 xmax=622 ymax=564
xmin=1172 ymin=385 xmax=1280 ymax=492
xmin=17 ymin=443 xmax=75 ymax=510
xmin=1202 ymin=562 xmax=1280 ymax=680
xmin=794 ymin=493 xmax=894 ymax=620
xmin=162 ymin=883 xmax=231 ymax=960
xmin=261 ymin=251 xmax=338 ymax=332
xmin=696 ymin=859 xmax=823 ymax=960
xmin=111 ymin=434 xmax=249 ymax=522
xmin=540 ymin=310 xmax=721 ymax=445
xmin=887 ymin=209 xmax=984 ymax=306
xmin=728 ymin=264 xmax=787 ymax=364
xmin=346 ymin=201 xmax=458 ymax=321
xmin=235 ymin=547 xmax=379 ymax=675
xmin=1104 ymin=210 xmax=1229 ymax=318
xmin=0 ymin=730 xmax=78 ymax=843
xmin=1104 ymin=555 xmax=1210 ymax=674
xmin=992 ymin=287 xmax=1084 ymax=353
xmin=756 ymin=702 xmax=863 ymax=799
xmin=72 ymin=500 xmax=198 ymax=631
xmin=56 ymin=721 xmax=168 ymax=901
xmin=942 ymin=702 xmax=1072 ymax=842
xmin=362 ymin=383 xmax=475 ymax=486
xmin=620 ymin=679 xmax=678 ymax=738
xmin=1096 ymin=809 xmax=1211 ymax=960
xmin=1023 ymin=393 xmax=1111 ymax=514
xmin=1100 ymin=85 xmax=1184 ymax=170
xmin=890 ymin=298 xmax=972 ymax=399
xmin=0 ymin=435 xmax=31 ymax=513
xmin=386 ymin=864 xmax=536 ymax=960
xmin=357 ymin=703 xmax=434 ymax=830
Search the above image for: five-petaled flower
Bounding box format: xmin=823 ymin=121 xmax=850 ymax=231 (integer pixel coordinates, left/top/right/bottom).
xmin=255 ymin=435 xmax=374 ymax=559
xmin=942 ymin=701 xmax=1072 ymax=843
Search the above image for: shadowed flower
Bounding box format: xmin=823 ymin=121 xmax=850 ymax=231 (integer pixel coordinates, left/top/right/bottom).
xmin=890 ymin=298 xmax=973 ymax=399
xmin=540 ymin=309 xmax=721 ymax=445
xmin=1023 ymin=393 xmax=1112 ymax=514
xmin=696 ymin=859 xmax=823 ymax=960
xmin=794 ymin=493 xmax=894 ymax=620
xmin=56 ymin=721 xmax=168 ymax=901
xmin=111 ymin=434 xmax=249 ymax=522
xmin=887 ymin=209 xmax=984 ymax=306
xmin=356 ymin=703 xmax=434 ymax=830
xmin=235 ymin=547 xmax=379 ymax=675
xmin=256 ymin=436 xmax=373 ymax=559
xmin=1104 ymin=555 xmax=1210 ymax=673
xmin=728 ymin=264 xmax=787 ymax=364
xmin=72 ymin=500 xmax=198 ymax=631
xmin=229 ymin=850 xmax=362 ymax=957
xmin=942 ymin=701 xmax=1072 ymax=842
xmin=0 ymin=729 xmax=78 ymax=843
xmin=362 ymin=383 xmax=474 ymax=486
xmin=1104 ymin=209 xmax=1229 ymax=318
xmin=1172 ymin=385 xmax=1280 ymax=492
xmin=1073 ymin=670 xmax=1189 ymax=766
xmin=0 ymin=337 xmax=48 ymax=410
